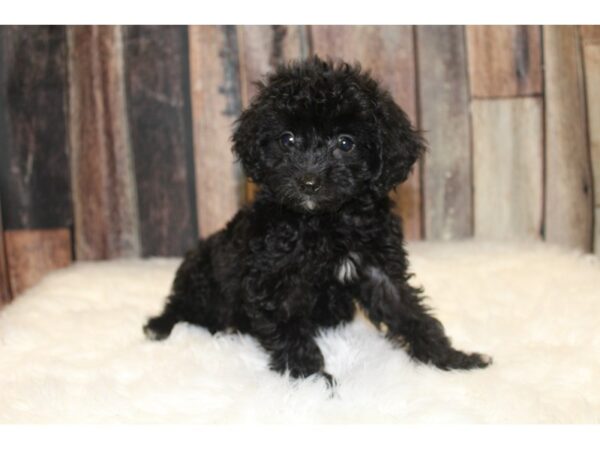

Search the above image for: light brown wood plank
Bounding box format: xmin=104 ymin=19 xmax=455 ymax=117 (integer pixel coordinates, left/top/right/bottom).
xmin=67 ymin=26 xmax=140 ymax=260
xmin=237 ymin=25 xmax=309 ymax=202
xmin=0 ymin=199 xmax=11 ymax=303
xmin=472 ymin=98 xmax=543 ymax=240
xmin=311 ymin=25 xmax=422 ymax=239
xmin=4 ymin=229 xmax=72 ymax=296
xmin=583 ymin=43 xmax=600 ymax=253
xmin=543 ymin=26 xmax=594 ymax=252
xmin=188 ymin=26 xmax=244 ymax=237
xmin=417 ymin=26 xmax=472 ymax=240
xmin=466 ymin=26 xmax=542 ymax=98
xmin=580 ymin=26 xmax=600 ymax=43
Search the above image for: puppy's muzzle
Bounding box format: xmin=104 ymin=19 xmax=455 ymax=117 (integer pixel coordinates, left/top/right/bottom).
xmin=298 ymin=174 xmax=322 ymax=194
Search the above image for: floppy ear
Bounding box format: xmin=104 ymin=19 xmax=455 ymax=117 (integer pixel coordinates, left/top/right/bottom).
xmin=372 ymin=92 xmax=426 ymax=194
xmin=231 ymin=102 xmax=269 ymax=183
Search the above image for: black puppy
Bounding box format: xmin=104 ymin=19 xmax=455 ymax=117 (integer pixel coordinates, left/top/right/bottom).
xmin=144 ymin=57 xmax=491 ymax=383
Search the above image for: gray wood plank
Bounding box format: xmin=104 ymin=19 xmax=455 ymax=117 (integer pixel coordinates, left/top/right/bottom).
xmin=543 ymin=26 xmax=594 ymax=252
xmin=472 ymin=98 xmax=543 ymax=240
xmin=417 ymin=26 xmax=472 ymax=240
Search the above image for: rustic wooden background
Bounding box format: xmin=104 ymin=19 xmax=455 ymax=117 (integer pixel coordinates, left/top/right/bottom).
xmin=1 ymin=25 xmax=599 ymax=304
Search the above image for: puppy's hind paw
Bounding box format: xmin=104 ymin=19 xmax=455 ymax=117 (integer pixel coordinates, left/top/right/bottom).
xmin=438 ymin=350 xmax=493 ymax=371
xmin=143 ymin=315 xmax=176 ymax=341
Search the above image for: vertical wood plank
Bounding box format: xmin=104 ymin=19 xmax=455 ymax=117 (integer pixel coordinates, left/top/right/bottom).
xmin=544 ymin=26 xmax=594 ymax=252
xmin=311 ymin=25 xmax=422 ymax=240
xmin=582 ymin=42 xmax=600 ymax=253
xmin=580 ymin=26 xmax=600 ymax=43
xmin=417 ymin=26 xmax=472 ymax=240
xmin=68 ymin=26 xmax=140 ymax=260
xmin=466 ymin=26 xmax=542 ymax=98
xmin=4 ymin=229 xmax=72 ymax=296
xmin=123 ymin=26 xmax=198 ymax=256
xmin=0 ymin=26 xmax=72 ymax=230
xmin=472 ymin=98 xmax=543 ymax=240
xmin=237 ymin=25 xmax=309 ymax=202
xmin=188 ymin=26 xmax=245 ymax=237
xmin=0 ymin=199 xmax=11 ymax=303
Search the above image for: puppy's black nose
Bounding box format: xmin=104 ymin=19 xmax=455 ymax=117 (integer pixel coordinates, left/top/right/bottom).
xmin=298 ymin=174 xmax=321 ymax=194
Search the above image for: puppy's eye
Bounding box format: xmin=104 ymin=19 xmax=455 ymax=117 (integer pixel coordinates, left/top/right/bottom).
xmin=279 ymin=132 xmax=296 ymax=148
xmin=336 ymin=135 xmax=355 ymax=152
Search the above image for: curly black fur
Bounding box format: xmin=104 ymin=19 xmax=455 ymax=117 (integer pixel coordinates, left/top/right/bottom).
xmin=144 ymin=57 xmax=491 ymax=385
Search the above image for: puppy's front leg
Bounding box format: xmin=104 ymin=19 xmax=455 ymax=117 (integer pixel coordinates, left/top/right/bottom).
xmin=358 ymin=266 xmax=491 ymax=370
xmin=250 ymin=311 xmax=334 ymax=384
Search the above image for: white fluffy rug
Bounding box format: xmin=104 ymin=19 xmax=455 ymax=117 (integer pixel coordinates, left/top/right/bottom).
xmin=1 ymin=240 xmax=599 ymax=423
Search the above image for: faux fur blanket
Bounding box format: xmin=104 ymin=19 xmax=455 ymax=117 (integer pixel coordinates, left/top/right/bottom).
xmin=1 ymin=241 xmax=599 ymax=423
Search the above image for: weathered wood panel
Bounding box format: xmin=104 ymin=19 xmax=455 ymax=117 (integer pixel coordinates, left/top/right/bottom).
xmin=67 ymin=26 xmax=140 ymax=260
xmin=580 ymin=26 xmax=600 ymax=43
xmin=311 ymin=25 xmax=422 ymax=239
xmin=123 ymin=26 xmax=198 ymax=257
xmin=0 ymin=199 xmax=11 ymax=303
xmin=188 ymin=26 xmax=245 ymax=237
xmin=583 ymin=43 xmax=600 ymax=253
xmin=0 ymin=26 xmax=71 ymax=230
xmin=466 ymin=26 xmax=542 ymax=98
xmin=472 ymin=98 xmax=543 ymax=240
xmin=417 ymin=26 xmax=472 ymax=240
xmin=543 ymin=26 xmax=594 ymax=252
xmin=237 ymin=25 xmax=309 ymax=202
xmin=4 ymin=229 xmax=72 ymax=296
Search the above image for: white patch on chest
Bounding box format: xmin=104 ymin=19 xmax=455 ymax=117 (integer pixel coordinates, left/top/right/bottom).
xmin=336 ymin=252 xmax=360 ymax=283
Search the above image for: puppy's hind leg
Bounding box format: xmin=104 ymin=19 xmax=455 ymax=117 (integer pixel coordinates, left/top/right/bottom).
xmin=144 ymin=302 xmax=180 ymax=341
xmin=143 ymin=244 xmax=212 ymax=341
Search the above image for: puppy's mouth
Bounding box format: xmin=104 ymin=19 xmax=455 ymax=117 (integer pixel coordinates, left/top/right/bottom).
xmin=302 ymin=197 xmax=317 ymax=211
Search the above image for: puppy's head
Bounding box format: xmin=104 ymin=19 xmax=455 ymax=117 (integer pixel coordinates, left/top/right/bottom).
xmin=233 ymin=56 xmax=424 ymax=212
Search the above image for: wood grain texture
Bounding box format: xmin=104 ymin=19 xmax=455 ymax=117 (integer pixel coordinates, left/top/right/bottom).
xmin=311 ymin=25 xmax=422 ymax=239
xmin=238 ymin=25 xmax=309 ymax=202
xmin=583 ymin=43 xmax=600 ymax=253
xmin=543 ymin=26 xmax=594 ymax=252
xmin=188 ymin=26 xmax=245 ymax=237
xmin=472 ymin=98 xmax=543 ymax=240
xmin=466 ymin=26 xmax=542 ymax=98
xmin=123 ymin=26 xmax=198 ymax=257
xmin=68 ymin=26 xmax=140 ymax=260
xmin=0 ymin=26 xmax=71 ymax=230
xmin=4 ymin=229 xmax=72 ymax=296
xmin=417 ymin=26 xmax=472 ymax=240
xmin=580 ymin=26 xmax=600 ymax=43
xmin=0 ymin=199 xmax=11 ymax=303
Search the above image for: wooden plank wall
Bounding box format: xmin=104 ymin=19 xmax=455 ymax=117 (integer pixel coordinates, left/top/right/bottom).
xmin=1 ymin=25 xmax=600 ymax=303
xmin=581 ymin=27 xmax=600 ymax=253
xmin=0 ymin=26 xmax=73 ymax=300
xmin=123 ymin=26 xmax=198 ymax=256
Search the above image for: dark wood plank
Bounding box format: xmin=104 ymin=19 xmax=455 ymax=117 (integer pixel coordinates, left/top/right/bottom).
xmin=466 ymin=26 xmax=542 ymax=98
xmin=123 ymin=26 xmax=198 ymax=257
xmin=4 ymin=229 xmax=72 ymax=296
xmin=543 ymin=26 xmax=594 ymax=252
xmin=471 ymin=98 xmax=543 ymax=239
xmin=582 ymin=42 xmax=600 ymax=253
xmin=0 ymin=199 xmax=11 ymax=304
xmin=188 ymin=26 xmax=245 ymax=237
xmin=237 ymin=25 xmax=309 ymax=202
xmin=417 ymin=26 xmax=472 ymax=240
xmin=67 ymin=26 xmax=140 ymax=260
xmin=311 ymin=25 xmax=422 ymax=240
xmin=0 ymin=26 xmax=71 ymax=230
